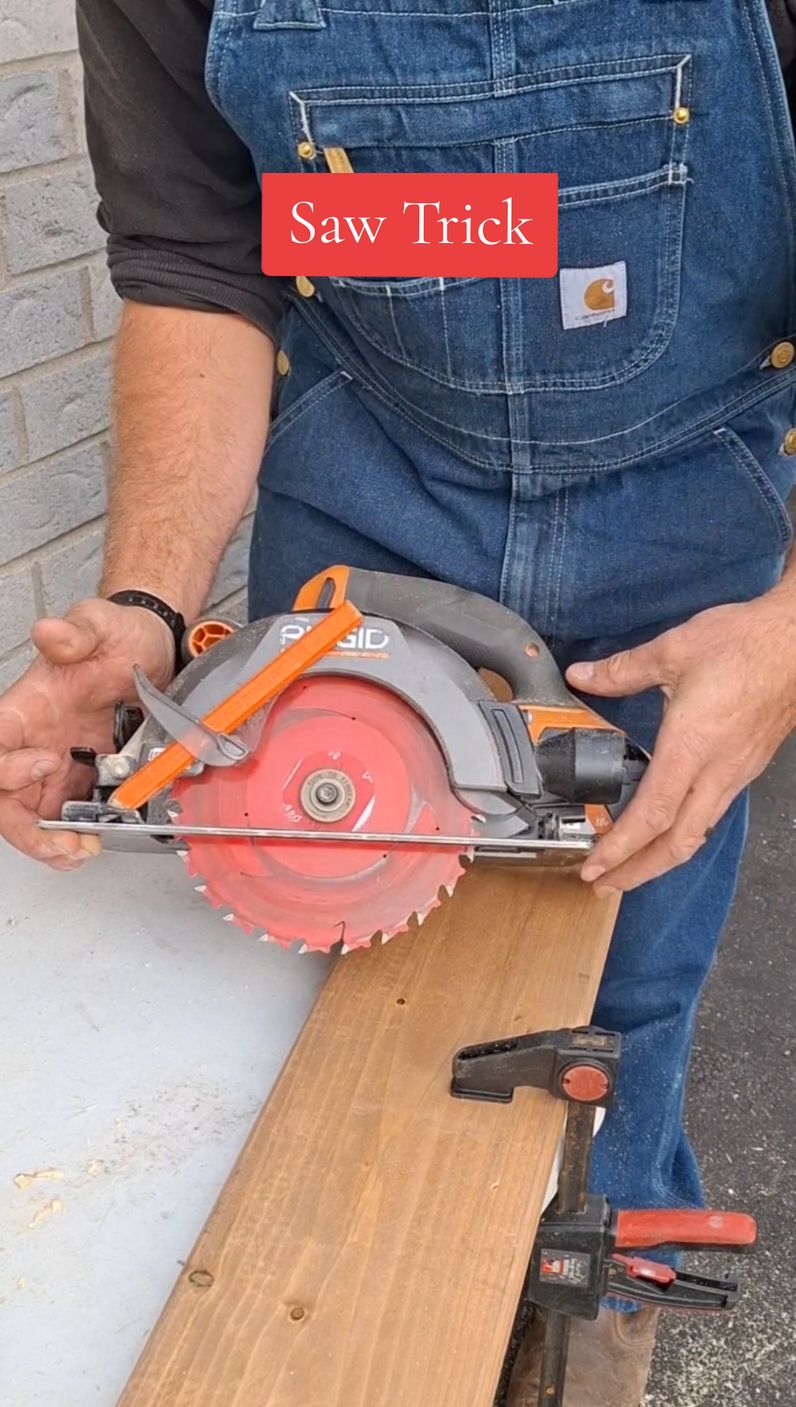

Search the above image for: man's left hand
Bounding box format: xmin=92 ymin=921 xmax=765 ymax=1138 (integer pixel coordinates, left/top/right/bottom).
xmin=566 ymin=592 xmax=796 ymax=896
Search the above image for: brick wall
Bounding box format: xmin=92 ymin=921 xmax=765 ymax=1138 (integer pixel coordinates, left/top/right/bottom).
xmin=0 ymin=3 xmax=251 ymax=694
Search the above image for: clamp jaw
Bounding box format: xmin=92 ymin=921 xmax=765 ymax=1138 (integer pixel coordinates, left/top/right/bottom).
xmin=451 ymin=1027 xmax=620 ymax=1106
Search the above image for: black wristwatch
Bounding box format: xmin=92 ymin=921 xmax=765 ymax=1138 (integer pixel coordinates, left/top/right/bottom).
xmin=107 ymin=590 xmax=186 ymax=660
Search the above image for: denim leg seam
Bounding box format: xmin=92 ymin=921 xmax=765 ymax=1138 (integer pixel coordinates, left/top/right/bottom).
xmin=499 ymin=472 xmax=522 ymax=611
xmin=649 ymin=1180 xmax=703 ymax=1211
xmin=548 ymin=481 xmax=570 ymax=650
xmin=543 ymin=487 xmax=561 ymax=629
xmin=439 ymin=284 xmax=454 ymax=382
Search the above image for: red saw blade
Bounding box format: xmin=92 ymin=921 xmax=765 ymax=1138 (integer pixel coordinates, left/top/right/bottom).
xmin=169 ymin=675 xmax=477 ymax=952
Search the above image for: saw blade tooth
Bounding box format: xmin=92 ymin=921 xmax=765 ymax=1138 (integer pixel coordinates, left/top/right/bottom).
xmin=298 ymin=943 xmax=310 ymax=954
xmin=258 ymin=931 xmax=292 ymax=949
xmin=222 ymin=912 xmax=236 ymax=924
xmin=194 ymin=883 xmax=207 ymax=894
xmin=415 ymin=912 xmax=427 ymax=926
xmin=381 ymin=932 xmax=394 ymax=945
xmin=340 ymin=943 xmax=352 ymax=955
xmin=176 ymin=848 xmax=189 ymax=860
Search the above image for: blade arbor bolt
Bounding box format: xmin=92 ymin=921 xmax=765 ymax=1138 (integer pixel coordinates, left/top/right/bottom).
xmin=300 ymin=768 xmax=356 ymax=822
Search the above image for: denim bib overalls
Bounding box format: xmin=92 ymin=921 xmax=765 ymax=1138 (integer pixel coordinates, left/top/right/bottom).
xmin=205 ymin=0 xmax=796 ymax=1240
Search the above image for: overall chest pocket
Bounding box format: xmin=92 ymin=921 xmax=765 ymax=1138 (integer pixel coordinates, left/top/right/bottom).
xmin=288 ymin=54 xmax=692 ymax=393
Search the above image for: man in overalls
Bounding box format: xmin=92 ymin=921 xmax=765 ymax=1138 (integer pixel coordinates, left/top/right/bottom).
xmin=1 ymin=2 xmax=795 ymax=1401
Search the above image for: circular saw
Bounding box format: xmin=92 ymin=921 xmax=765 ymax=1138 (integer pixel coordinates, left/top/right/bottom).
xmin=45 ymin=567 xmax=646 ymax=953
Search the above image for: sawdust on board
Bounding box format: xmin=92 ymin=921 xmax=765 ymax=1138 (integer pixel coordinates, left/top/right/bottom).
xmin=13 ymin=1168 xmax=64 ymax=1190
xmin=26 ymin=1199 xmax=62 ymax=1230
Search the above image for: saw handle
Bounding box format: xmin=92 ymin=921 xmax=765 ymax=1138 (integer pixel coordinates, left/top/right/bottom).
xmin=294 ymin=567 xmax=572 ymax=706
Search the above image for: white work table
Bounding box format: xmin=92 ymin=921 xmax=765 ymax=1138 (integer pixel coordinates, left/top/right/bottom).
xmin=1 ymin=845 xmax=329 ymax=1407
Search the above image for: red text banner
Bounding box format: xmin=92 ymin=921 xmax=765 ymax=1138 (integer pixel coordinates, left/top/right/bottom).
xmin=262 ymin=172 xmax=558 ymax=278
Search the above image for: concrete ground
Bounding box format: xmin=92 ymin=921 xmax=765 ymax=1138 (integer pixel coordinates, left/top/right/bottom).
xmin=647 ymin=735 xmax=796 ymax=1405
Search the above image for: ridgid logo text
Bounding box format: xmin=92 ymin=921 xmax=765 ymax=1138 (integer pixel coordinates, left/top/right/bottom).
xmin=262 ymin=173 xmax=558 ymax=277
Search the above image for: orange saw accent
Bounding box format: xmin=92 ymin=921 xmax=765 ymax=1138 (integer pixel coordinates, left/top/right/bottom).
xmin=111 ymin=600 xmax=363 ymax=814
xmin=292 ymin=565 xmax=351 ymax=611
xmin=185 ymin=618 xmax=237 ymax=659
xmin=520 ymin=703 xmax=616 ymax=744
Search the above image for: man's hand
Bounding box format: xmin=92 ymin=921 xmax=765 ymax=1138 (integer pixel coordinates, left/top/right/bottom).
xmin=566 ymin=593 xmax=796 ymax=895
xmin=0 ymin=600 xmax=175 ymax=870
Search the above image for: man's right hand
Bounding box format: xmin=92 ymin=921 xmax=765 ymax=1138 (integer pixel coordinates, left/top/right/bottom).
xmin=0 ymin=600 xmax=175 ymax=870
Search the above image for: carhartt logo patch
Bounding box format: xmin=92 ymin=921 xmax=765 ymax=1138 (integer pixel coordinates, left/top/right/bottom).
xmin=560 ymin=261 xmax=628 ymax=330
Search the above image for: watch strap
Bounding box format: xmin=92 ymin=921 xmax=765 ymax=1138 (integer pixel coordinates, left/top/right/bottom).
xmin=106 ymin=590 xmax=186 ymax=656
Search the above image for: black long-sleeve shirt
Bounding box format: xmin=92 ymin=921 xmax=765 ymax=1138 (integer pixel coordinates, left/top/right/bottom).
xmin=76 ymin=0 xmax=796 ymax=345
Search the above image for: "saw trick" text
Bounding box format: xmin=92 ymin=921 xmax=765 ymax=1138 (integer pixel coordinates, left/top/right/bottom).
xmin=290 ymin=197 xmax=534 ymax=248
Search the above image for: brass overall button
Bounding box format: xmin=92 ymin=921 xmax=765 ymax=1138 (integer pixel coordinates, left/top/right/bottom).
xmin=297 ymin=140 xmax=316 ymax=161
xmin=276 ymin=349 xmax=291 ymax=377
xmin=295 ymin=276 xmax=316 ymax=299
xmin=770 ymin=341 xmax=795 ymax=369
xmin=782 ymin=428 xmax=796 ymax=455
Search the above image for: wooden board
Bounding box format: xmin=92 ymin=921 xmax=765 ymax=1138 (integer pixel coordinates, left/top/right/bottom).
xmin=118 ymin=868 xmax=618 ymax=1407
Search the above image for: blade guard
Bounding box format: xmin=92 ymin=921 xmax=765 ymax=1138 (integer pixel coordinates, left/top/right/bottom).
xmin=111 ymin=601 xmax=362 ymax=813
xmin=294 ymin=569 xmax=644 ymax=836
xmin=294 ymin=566 xmax=573 ymax=706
